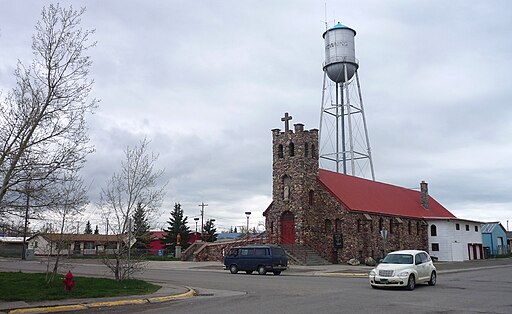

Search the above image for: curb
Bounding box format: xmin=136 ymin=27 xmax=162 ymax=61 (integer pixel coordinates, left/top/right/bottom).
xmin=7 ymin=287 xmax=196 ymax=314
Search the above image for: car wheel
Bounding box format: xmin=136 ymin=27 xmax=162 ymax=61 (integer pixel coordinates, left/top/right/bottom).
xmin=406 ymin=274 xmax=415 ymax=290
xmin=229 ymin=264 xmax=238 ymax=274
xmin=428 ymin=271 xmax=436 ymax=286
xmin=257 ymin=265 xmax=267 ymax=275
xmin=273 ymin=271 xmax=281 ymax=276
xmin=245 ymin=270 xmax=253 ymax=275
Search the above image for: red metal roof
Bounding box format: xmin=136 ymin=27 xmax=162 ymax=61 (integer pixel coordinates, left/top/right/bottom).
xmin=318 ymin=169 xmax=456 ymax=219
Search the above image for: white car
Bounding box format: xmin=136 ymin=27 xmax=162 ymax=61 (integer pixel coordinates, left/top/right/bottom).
xmin=368 ymin=250 xmax=436 ymax=290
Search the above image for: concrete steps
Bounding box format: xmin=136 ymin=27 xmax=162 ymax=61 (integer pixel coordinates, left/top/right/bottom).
xmin=281 ymin=244 xmax=329 ymax=266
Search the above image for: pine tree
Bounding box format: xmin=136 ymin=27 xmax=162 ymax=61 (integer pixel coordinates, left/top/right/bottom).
xmin=162 ymin=203 xmax=191 ymax=252
xmin=94 ymin=225 xmax=99 ymax=234
xmin=132 ymin=202 xmax=151 ymax=252
xmin=234 ymin=226 xmax=237 ymax=233
xmin=204 ymin=219 xmax=217 ymax=242
xmin=84 ymin=221 xmax=92 ymax=234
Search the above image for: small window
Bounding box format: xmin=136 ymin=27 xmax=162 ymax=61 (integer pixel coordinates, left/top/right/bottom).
xmin=408 ymin=221 xmax=412 ymax=235
xmin=240 ymin=248 xmax=255 ymax=256
xmin=432 ymin=243 xmax=439 ymax=251
xmin=278 ymin=145 xmax=283 ymax=158
xmin=308 ymin=190 xmax=314 ymax=205
xmin=379 ymin=218 xmax=383 ymax=231
xmin=466 ymin=224 xmax=469 ymax=231
xmin=475 ymin=225 xmax=478 ymax=232
xmin=289 ymin=142 xmax=295 ymax=157
xmin=335 ymin=218 xmax=342 ymax=233
xmin=455 ymin=223 xmax=460 ymax=230
xmin=311 ymin=144 xmax=316 ymax=158
xmin=430 ymin=225 xmax=437 ymax=237
xmin=357 ymin=219 xmax=361 ymax=233
xmin=254 ymin=248 xmax=267 ymax=256
xmin=325 ymin=219 xmax=332 ymax=233
xmin=389 ymin=219 xmax=393 ymax=234
xmin=416 ymin=221 xmax=420 ymax=235
xmin=305 ymin=143 xmax=309 ymax=157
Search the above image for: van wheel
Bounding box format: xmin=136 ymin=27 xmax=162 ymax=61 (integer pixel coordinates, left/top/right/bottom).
xmin=257 ymin=266 xmax=267 ymax=275
xmin=245 ymin=270 xmax=253 ymax=275
xmin=273 ymin=271 xmax=281 ymax=276
xmin=229 ymin=265 xmax=238 ymax=274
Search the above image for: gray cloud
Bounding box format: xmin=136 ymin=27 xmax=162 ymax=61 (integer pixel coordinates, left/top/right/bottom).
xmin=2 ymin=0 xmax=512 ymax=231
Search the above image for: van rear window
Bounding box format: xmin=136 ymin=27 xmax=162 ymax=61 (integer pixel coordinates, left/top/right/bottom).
xmin=273 ymin=248 xmax=285 ymax=256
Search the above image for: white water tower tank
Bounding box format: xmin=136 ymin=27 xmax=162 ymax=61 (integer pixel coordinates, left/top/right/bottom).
xmin=323 ymin=22 xmax=358 ymax=83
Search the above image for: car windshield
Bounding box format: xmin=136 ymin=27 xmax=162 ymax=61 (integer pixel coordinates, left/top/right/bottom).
xmin=381 ymin=253 xmax=413 ymax=264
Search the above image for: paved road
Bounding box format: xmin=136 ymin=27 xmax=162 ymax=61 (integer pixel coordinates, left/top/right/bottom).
xmin=1 ymin=257 xmax=512 ymax=313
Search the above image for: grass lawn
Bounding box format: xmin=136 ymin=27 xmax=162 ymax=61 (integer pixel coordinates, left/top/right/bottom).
xmin=0 ymin=272 xmax=161 ymax=302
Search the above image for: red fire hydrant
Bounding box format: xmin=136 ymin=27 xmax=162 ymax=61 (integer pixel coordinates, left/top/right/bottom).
xmin=63 ymin=271 xmax=74 ymax=292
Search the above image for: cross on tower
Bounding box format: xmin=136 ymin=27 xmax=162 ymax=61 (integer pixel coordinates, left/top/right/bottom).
xmin=281 ymin=112 xmax=292 ymax=132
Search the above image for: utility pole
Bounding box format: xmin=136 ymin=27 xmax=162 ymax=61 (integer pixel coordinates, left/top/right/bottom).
xmin=198 ymin=202 xmax=208 ymax=240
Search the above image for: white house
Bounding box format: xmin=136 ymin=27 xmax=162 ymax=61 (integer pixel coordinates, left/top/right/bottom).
xmin=28 ymin=233 xmax=131 ymax=256
xmin=427 ymin=218 xmax=483 ymax=261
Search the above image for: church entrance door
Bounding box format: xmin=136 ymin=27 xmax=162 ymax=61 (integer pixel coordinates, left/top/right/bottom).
xmin=280 ymin=211 xmax=295 ymax=244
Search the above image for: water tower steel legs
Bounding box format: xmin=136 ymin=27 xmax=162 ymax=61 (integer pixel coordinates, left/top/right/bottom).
xmin=355 ymin=71 xmax=375 ymax=180
xmin=319 ymin=65 xmax=375 ymax=181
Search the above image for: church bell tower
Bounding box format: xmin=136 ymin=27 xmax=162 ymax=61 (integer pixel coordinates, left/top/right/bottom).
xmin=267 ymin=113 xmax=318 ymax=245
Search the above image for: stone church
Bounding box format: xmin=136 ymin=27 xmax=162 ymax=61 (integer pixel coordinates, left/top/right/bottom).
xmin=263 ymin=114 xmax=456 ymax=263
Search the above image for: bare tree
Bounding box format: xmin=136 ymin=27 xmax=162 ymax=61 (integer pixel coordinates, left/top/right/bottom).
xmin=0 ymin=4 xmax=97 ymax=213
xmin=99 ymin=138 xmax=166 ymax=280
xmin=45 ymin=172 xmax=88 ymax=284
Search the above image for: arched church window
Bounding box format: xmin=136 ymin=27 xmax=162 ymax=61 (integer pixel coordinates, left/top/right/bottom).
xmin=325 ymin=219 xmax=332 ymax=233
xmin=278 ymin=144 xmax=283 ymax=158
xmin=379 ymin=218 xmax=383 ymax=231
xmin=304 ymin=143 xmax=309 ymax=157
xmin=308 ymin=190 xmax=314 ymax=205
xmin=289 ymin=142 xmax=295 ymax=157
xmin=357 ymin=219 xmax=361 ymax=232
xmin=389 ymin=219 xmax=394 ymax=234
xmin=408 ymin=221 xmax=412 ymax=235
xmin=430 ymin=225 xmax=437 ymax=236
xmin=416 ymin=221 xmax=420 ymax=235
xmin=335 ymin=218 xmax=342 ymax=233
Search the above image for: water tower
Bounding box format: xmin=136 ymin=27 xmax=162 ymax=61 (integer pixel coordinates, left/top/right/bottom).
xmin=319 ymin=22 xmax=375 ymax=180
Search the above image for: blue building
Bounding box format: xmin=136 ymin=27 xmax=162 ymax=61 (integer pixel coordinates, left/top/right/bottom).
xmin=481 ymin=222 xmax=508 ymax=257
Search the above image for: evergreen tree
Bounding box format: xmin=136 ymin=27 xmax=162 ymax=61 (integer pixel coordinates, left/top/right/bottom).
xmin=204 ymin=219 xmax=217 ymax=242
xmin=162 ymin=203 xmax=191 ymax=252
xmin=84 ymin=221 xmax=93 ymax=234
xmin=234 ymin=226 xmax=237 ymax=233
xmin=94 ymin=225 xmax=99 ymax=234
xmin=132 ymin=202 xmax=151 ymax=252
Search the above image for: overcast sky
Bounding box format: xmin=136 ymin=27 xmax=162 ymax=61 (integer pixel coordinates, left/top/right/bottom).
xmin=1 ymin=0 xmax=511 ymax=233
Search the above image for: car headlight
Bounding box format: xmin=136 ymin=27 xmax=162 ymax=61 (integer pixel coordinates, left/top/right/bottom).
xmin=369 ymin=269 xmax=376 ymax=276
xmin=397 ymin=271 xmax=410 ymax=278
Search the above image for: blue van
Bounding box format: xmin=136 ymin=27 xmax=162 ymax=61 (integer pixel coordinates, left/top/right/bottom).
xmin=223 ymin=245 xmax=288 ymax=275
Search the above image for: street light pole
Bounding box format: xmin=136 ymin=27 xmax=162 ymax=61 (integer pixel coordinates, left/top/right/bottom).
xmin=245 ymin=211 xmax=251 ymax=240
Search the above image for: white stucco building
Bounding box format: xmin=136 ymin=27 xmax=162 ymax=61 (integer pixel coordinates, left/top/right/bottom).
xmin=427 ymin=218 xmax=483 ymax=261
